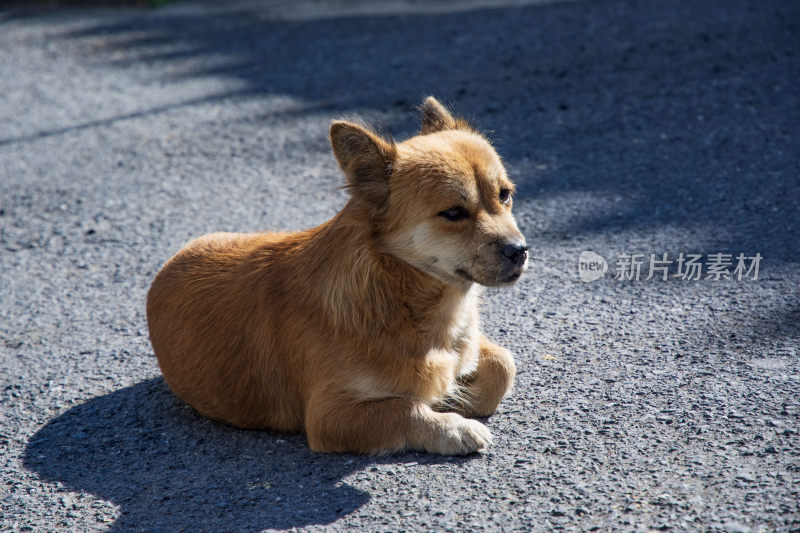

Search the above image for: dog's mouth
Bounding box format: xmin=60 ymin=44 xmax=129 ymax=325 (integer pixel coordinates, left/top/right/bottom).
xmin=455 ymin=266 xmax=525 ymax=287
xmin=455 ymin=268 xmax=475 ymax=282
xmin=499 ymin=270 xmax=523 ymax=283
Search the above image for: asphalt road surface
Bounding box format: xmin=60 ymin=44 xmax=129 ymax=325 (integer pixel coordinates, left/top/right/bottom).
xmin=1 ymin=0 xmax=798 ymax=531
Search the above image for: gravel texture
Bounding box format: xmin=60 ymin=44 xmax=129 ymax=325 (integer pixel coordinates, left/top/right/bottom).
xmin=1 ymin=0 xmax=798 ymax=531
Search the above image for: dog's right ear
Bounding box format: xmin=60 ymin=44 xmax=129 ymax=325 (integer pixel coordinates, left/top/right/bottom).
xmin=330 ymin=121 xmax=396 ymax=206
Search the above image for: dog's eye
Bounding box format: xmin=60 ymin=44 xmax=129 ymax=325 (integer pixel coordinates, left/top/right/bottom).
xmin=438 ymin=206 xmax=469 ymax=222
xmin=499 ymin=188 xmax=512 ymax=205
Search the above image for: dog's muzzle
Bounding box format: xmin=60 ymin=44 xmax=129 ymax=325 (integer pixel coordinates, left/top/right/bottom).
xmin=501 ymin=240 xmax=528 ymax=269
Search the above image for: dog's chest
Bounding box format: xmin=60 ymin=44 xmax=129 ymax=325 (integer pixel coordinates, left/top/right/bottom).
xmin=348 ymin=286 xmax=482 ymax=403
xmin=414 ymin=286 xmax=482 ymax=399
xmin=447 ymin=303 xmax=480 ymax=378
xmin=448 ymin=285 xmax=481 ymax=370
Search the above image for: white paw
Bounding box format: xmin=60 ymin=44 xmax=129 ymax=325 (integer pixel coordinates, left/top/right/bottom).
xmin=430 ymin=414 xmax=493 ymax=455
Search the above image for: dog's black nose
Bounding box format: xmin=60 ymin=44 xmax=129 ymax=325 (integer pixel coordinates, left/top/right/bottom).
xmin=501 ymin=241 xmax=528 ymax=267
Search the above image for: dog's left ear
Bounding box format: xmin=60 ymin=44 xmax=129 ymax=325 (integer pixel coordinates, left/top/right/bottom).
xmin=420 ymin=96 xmax=474 ymax=135
xmin=330 ymin=121 xmax=396 ymax=206
xmin=420 ymin=96 xmax=457 ymax=134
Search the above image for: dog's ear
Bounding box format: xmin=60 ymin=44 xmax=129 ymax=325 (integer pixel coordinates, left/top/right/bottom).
xmin=420 ymin=96 xmax=457 ymax=134
xmin=330 ymin=121 xmax=396 ymax=206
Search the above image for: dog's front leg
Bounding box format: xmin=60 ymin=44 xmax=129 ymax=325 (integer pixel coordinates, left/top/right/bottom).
xmin=305 ymin=392 xmax=492 ymax=455
xmin=454 ymin=335 xmax=516 ymax=417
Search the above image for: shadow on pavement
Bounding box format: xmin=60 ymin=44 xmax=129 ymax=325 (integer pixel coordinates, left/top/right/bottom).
xmin=24 ymin=377 xmax=459 ymax=531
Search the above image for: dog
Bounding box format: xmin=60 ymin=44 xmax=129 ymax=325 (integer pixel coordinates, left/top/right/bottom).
xmin=146 ymin=97 xmax=528 ymax=454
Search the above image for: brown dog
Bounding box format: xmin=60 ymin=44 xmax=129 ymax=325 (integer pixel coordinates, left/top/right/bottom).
xmin=147 ymin=97 xmax=528 ymax=454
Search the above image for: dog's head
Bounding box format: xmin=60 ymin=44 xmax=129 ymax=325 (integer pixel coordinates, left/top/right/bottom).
xmin=330 ymin=97 xmax=527 ymax=288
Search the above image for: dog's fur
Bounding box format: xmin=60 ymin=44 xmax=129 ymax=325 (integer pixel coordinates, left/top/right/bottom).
xmin=147 ymin=97 xmax=528 ymax=455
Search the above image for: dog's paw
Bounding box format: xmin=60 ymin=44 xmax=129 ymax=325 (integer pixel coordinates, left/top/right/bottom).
xmin=428 ymin=414 xmax=492 ymax=455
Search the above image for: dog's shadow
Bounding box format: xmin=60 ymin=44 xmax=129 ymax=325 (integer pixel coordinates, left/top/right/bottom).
xmin=24 ymin=377 xmax=456 ymax=531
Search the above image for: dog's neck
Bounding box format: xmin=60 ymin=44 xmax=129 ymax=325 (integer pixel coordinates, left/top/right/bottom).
xmin=300 ymin=201 xmax=476 ymax=343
